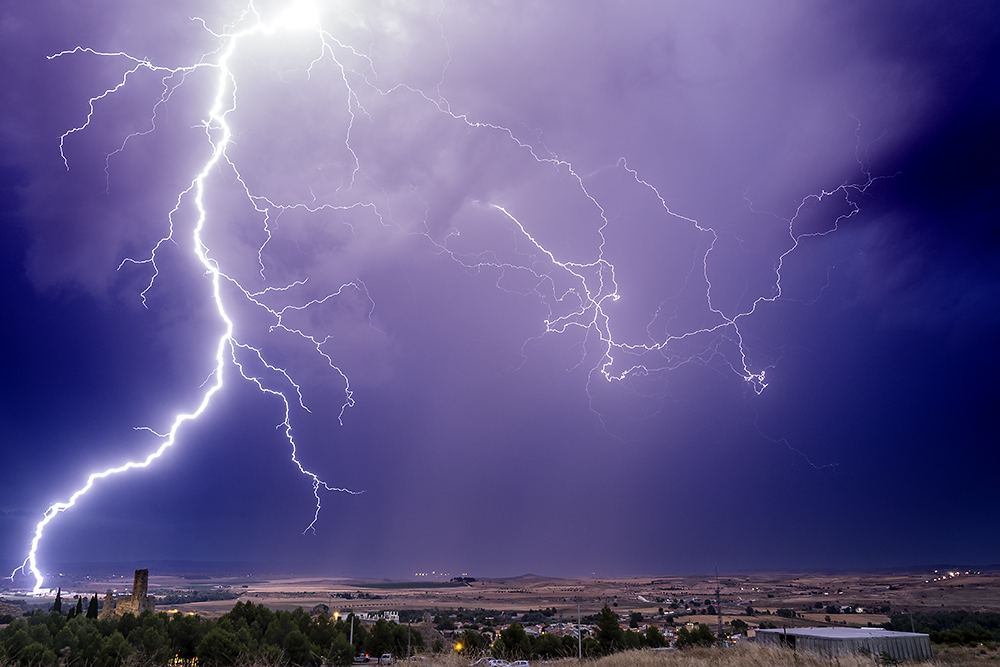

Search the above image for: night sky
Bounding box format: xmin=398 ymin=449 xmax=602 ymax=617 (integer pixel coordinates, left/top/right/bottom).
xmin=1 ymin=1 xmax=998 ymax=588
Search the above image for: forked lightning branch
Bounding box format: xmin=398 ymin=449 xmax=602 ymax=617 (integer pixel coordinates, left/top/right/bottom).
xmin=12 ymin=0 xmax=876 ymax=594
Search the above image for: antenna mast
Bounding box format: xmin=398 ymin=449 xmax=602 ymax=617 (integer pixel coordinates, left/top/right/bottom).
xmin=716 ymin=566 xmax=723 ymax=645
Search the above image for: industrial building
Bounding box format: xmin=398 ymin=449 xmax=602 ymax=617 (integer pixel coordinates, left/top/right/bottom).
xmin=753 ymin=627 xmax=933 ymax=661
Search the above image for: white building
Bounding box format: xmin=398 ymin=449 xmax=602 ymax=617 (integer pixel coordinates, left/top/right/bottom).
xmin=754 ymin=627 xmax=932 ymax=661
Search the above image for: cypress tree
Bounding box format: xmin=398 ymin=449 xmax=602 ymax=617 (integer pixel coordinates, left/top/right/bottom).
xmin=53 ymin=587 xmax=63 ymax=613
xmin=87 ymin=594 xmax=99 ymax=619
xmin=76 ymin=596 xmax=84 ymax=616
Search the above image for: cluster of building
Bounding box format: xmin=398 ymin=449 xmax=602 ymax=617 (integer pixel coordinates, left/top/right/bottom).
xmin=336 ymin=610 xmax=400 ymax=624
xmin=435 ymin=612 xmax=679 ymax=643
xmin=71 ymin=572 xmax=936 ymax=662
xmin=432 ymin=610 xmax=934 ymax=662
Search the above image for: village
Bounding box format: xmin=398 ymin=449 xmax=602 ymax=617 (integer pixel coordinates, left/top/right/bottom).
xmin=5 ymin=568 xmax=995 ymax=663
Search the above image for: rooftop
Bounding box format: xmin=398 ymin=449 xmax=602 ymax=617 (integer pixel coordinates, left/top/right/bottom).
xmin=756 ymin=628 xmax=927 ymax=639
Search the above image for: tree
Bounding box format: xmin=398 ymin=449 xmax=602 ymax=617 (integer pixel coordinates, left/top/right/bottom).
xmin=284 ymin=628 xmax=317 ymax=666
xmin=533 ymin=633 xmax=566 ymax=658
xmin=745 ymin=606 xmax=755 ymax=616
xmin=622 ymin=629 xmax=645 ymax=650
xmin=455 ymin=629 xmax=485 ymax=656
xmin=675 ymin=624 xmax=714 ymax=649
xmin=595 ymin=604 xmax=624 ymax=654
xmin=645 ymin=626 xmax=667 ymax=648
xmin=168 ymin=612 xmax=204 ymax=660
xmin=629 ymin=612 xmax=643 ymax=629
xmin=391 ymin=622 xmax=422 ymax=657
xmin=75 ymin=597 xmax=84 ymax=617
xmin=308 ymin=613 xmax=337 ymax=649
xmin=53 ymin=624 xmax=79 ymax=658
xmin=197 ymin=626 xmax=239 ymax=666
xmin=99 ymin=631 xmax=133 ymax=667
xmin=492 ymin=623 xmax=531 ymax=660
xmin=364 ymin=619 xmax=394 ymax=660
xmin=730 ymin=619 xmax=749 ymax=635
xmin=349 ymin=618 xmax=369 ymax=652
xmin=706 ymin=605 xmax=716 ymax=617
xmin=327 ymin=633 xmax=355 ymax=667
xmin=131 ymin=621 xmax=171 ymax=663
xmin=53 ymin=589 xmax=63 ymax=614
xmin=17 ymin=641 xmax=56 ymax=666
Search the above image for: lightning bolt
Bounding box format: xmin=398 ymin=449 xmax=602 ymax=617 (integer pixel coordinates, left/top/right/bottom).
xmin=11 ymin=0 xmax=365 ymax=595
xmin=13 ymin=1 xmax=881 ymax=593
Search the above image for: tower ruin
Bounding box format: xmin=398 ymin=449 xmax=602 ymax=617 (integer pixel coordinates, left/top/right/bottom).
xmin=98 ymin=568 xmax=155 ymax=618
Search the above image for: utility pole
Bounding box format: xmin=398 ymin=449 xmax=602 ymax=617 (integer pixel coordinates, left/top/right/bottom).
xmin=578 ymin=604 xmax=582 ymax=660
xmin=350 ymin=614 xmax=354 ymax=647
xmin=716 ymin=567 xmax=723 ymax=646
xmin=407 ymin=621 xmax=411 ymax=660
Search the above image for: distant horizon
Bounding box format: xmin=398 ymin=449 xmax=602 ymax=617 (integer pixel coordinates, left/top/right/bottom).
xmin=7 ymin=560 xmax=999 ymax=585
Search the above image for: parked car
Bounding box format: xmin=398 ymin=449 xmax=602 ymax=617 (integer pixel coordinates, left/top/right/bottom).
xmin=379 ymin=654 xmax=393 ymax=665
xmin=353 ymin=653 xmax=371 ymax=663
xmin=472 ymin=659 xmax=506 ymax=667
xmin=512 ymin=661 xmax=530 ymax=667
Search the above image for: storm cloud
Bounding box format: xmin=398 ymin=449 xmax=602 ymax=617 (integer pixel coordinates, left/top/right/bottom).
xmin=1 ymin=0 xmax=997 ymax=581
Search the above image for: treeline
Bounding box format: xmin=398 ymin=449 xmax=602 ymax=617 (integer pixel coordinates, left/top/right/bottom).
xmin=153 ymin=589 xmax=241 ymax=606
xmin=406 ymin=606 xmax=590 ymax=630
xmin=0 ymin=602 xmax=422 ymax=666
xmin=883 ymin=611 xmax=1000 ymax=647
xmin=464 ymin=605 xmax=676 ymax=659
xmin=429 ymin=608 xmax=519 ymax=630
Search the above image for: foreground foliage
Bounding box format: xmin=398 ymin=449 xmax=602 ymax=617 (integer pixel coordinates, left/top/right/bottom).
xmin=482 ymin=605 xmax=668 ymax=660
xmin=384 ymin=645 xmax=954 ymax=667
xmin=0 ymin=602 xmax=422 ymax=666
xmin=883 ymin=611 xmax=1000 ymax=647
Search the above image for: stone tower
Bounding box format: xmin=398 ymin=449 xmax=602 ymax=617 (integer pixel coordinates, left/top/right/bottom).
xmin=98 ymin=590 xmax=115 ymax=620
xmin=98 ymin=569 xmax=156 ymax=618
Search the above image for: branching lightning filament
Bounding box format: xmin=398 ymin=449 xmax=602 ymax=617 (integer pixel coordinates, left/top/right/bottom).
xmin=12 ymin=1 xmax=880 ymax=594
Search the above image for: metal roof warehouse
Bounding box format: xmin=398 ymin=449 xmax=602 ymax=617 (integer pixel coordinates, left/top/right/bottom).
xmin=753 ymin=627 xmax=933 ymax=661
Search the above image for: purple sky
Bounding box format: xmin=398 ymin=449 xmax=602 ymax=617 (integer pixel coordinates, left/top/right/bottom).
xmin=1 ymin=1 xmax=998 ymax=585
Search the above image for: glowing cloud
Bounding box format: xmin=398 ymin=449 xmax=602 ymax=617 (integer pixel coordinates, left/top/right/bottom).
xmin=8 ymin=0 xmax=934 ymax=588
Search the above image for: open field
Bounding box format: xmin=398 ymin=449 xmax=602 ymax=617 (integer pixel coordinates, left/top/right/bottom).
xmin=7 ymin=568 xmax=998 ymax=622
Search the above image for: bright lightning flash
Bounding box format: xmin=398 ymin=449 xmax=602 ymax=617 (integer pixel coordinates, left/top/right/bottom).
xmin=12 ymin=3 xmax=354 ymax=595
xmin=12 ymin=2 xmax=880 ymax=594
